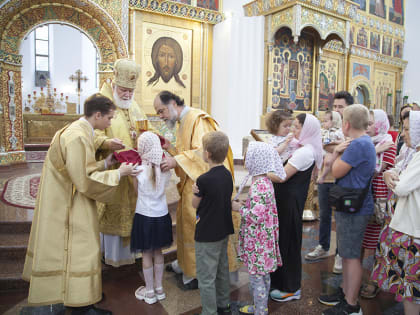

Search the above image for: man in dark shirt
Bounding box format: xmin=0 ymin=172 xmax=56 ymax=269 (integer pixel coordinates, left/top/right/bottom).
xmin=192 ymin=131 xmax=234 ymax=315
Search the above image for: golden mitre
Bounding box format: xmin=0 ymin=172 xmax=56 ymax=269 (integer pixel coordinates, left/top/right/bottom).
xmin=113 ymin=59 xmax=141 ymax=89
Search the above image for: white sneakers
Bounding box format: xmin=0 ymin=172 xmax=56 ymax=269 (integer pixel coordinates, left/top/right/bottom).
xmin=333 ymin=254 xmax=343 ymax=274
xmin=305 ymin=245 xmax=329 ymax=260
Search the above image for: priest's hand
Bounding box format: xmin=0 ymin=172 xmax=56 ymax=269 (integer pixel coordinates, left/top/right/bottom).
xmin=118 ymin=163 xmax=141 ymax=177
xmin=160 ymin=156 xmax=177 ymax=172
xmin=107 ymin=138 xmax=125 ymax=151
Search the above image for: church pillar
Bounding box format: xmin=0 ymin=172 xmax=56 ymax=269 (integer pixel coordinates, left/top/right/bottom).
xmin=0 ymin=58 xmax=25 ymax=166
xmin=98 ymin=63 xmax=114 ymax=90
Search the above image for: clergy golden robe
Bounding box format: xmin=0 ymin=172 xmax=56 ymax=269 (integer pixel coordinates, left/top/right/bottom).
xmin=95 ymin=82 xmax=147 ymax=239
xmin=174 ymin=108 xmax=240 ymax=278
xmin=22 ymin=119 xmax=120 ymax=307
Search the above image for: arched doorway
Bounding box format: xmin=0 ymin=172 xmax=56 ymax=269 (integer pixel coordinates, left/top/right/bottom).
xmin=355 ymin=85 xmax=370 ymax=107
xmin=0 ymin=0 xmax=127 ymax=165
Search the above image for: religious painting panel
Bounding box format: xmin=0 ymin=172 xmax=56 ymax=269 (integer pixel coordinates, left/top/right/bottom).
xmin=382 ymin=36 xmax=392 ymax=56
xmin=140 ymin=22 xmax=192 ymax=111
xmin=389 ymin=0 xmax=404 ymax=25
xmin=318 ymin=56 xmax=338 ymax=111
xmin=357 ymin=28 xmax=368 ymax=48
xmin=374 ymin=70 xmax=395 ymax=110
xmin=196 ymin=0 xmax=219 ymax=11
xmin=349 ymin=26 xmax=355 ymax=45
xmin=352 ymin=62 xmax=370 ymax=80
xmin=370 ymin=32 xmax=380 ymax=52
xmin=171 ymin=0 xmax=192 ymax=4
xmin=269 ymin=29 xmax=314 ymax=112
xmin=354 ymin=0 xmax=367 ymax=11
xmin=369 ymin=0 xmax=386 ymax=18
xmin=393 ymin=40 xmax=403 ymax=58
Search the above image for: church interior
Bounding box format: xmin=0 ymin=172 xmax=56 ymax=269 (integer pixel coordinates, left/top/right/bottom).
xmin=0 ymin=0 xmax=418 ymax=314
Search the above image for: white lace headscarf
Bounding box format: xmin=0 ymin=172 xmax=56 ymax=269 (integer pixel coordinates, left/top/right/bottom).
xmin=137 ymin=131 xmax=163 ymax=188
xmin=409 ymin=111 xmax=420 ymax=149
xmin=235 ymin=141 xmax=286 ymax=199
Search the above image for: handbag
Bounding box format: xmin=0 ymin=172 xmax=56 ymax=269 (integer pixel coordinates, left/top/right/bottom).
xmin=329 ymin=177 xmax=372 ymax=214
xmin=372 ymin=199 xmax=387 ymax=225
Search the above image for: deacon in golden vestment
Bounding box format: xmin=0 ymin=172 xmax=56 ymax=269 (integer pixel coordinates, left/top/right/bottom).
xmin=154 ymin=91 xmax=240 ymax=289
xmin=95 ymin=59 xmax=149 ymax=267
xmin=22 ymin=94 xmax=140 ymax=314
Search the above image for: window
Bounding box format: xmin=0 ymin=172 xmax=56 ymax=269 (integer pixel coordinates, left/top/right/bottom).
xmin=35 ymin=25 xmax=50 ymax=87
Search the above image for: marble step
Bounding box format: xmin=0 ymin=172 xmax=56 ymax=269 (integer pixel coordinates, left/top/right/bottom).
xmin=0 ymin=222 xmax=31 ymax=234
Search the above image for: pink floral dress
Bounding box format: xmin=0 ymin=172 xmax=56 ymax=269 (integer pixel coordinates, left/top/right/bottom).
xmin=238 ymin=176 xmax=282 ymax=275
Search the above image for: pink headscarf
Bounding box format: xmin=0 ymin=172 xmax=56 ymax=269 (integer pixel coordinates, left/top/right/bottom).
xmin=297 ymin=114 xmax=323 ymax=169
xmin=371 ymin=109 xmax=392 ymax=144
xmin=137 ymin=131 xmax=163 ymax=188
xmin=371 ymin=109 xmax=393 ymax=172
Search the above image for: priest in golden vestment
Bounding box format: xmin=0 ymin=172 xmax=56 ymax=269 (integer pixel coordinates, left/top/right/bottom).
xmin=95 ymin=59 xmax=149 ymax=267
xmin=22 ymin=94 xmax=140 ymax=314
xmin=154 ymin=91 xmax=240 ymax=289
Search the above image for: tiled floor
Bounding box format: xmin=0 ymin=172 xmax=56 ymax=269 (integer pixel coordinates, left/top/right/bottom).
xmin=0 ymin=162 xmax=403 ymax=315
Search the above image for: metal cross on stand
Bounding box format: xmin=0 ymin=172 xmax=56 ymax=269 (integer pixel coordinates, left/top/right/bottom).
xmin=69 ymin=69 xmax=88 ymax=114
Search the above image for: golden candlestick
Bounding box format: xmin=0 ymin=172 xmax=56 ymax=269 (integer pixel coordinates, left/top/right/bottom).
xmin=136 ymin=119 xmax=149 ymax=132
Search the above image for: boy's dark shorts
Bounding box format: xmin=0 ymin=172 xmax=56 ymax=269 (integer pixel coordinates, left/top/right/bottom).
xmin=335 ymin=212 xmax=371 ymax=259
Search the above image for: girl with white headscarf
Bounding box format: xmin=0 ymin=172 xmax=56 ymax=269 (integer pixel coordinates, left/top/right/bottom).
xmin=131 ymin=132 xmax=172 ymax=304
xmin=269 ymin=113 xmax=322 ymax=302
xmin=233 ymin=141 xmax=285 ymax=315
xmin=371 ymin=111 xmax=420 ymax=314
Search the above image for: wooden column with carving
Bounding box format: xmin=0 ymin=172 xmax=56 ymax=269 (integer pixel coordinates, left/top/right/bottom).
xmin=0 ymin=59 xmax=25 ymax=166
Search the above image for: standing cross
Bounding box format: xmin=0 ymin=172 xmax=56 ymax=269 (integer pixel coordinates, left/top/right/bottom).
xmin=69 ymin=69 xmax=89 ymax=113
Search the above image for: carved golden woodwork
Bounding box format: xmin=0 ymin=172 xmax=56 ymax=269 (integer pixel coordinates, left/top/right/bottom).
xmin=23 ymin=114 xmax=81 ymax=144
xmin=0 ymin=0 xmax=127 ymax=165
xmin=250 ymin=0 xmax=406 ymax=124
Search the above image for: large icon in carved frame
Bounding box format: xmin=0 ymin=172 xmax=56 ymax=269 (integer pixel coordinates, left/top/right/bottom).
xmin=141 ymin=22 xmax=192 ymax=109
xmin=318 ymin=56 xmax=338 ymax=111
xmin=369 ymin=0 xmax=386 ymax=18
xmin=269 ymin=28 xmax=314 ymax=112
xmin=389 ymin=0 xmax=404 ymax=25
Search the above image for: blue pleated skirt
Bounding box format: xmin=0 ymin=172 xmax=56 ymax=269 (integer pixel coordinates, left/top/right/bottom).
xmin=130 ymin=213 xmax=173 ymax=253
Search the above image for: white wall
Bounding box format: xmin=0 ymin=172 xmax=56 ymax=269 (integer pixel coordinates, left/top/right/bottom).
xmin=402 ymin=1 xmax=420 ymax=103
xmin=20 ymin=24 xmax=98 ymax=113
xmin=211 ymin=1 xmax=264 ymax=159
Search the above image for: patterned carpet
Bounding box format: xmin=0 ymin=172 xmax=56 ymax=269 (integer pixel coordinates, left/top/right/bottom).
xmin=0 ymin=174 xmax=40 ymax=209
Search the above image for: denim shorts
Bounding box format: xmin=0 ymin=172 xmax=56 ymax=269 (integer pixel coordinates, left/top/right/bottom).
xmin=335 ymin=212 xmax=371 ymax=259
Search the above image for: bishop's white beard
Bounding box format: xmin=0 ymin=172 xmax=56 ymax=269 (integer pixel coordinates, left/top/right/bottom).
xmin=112 ymin=89 xmax=133 ymax=109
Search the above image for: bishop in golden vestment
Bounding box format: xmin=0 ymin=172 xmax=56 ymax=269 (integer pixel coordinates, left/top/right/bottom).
xmin=154 ymin=91 xmax=240 ymax=287
xmin=95 ymin=59 xmax=150 ymax=267
xmin=22 ymin=94 xmax=140 ymax=314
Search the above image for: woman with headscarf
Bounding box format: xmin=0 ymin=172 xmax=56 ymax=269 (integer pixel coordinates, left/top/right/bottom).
xmin=371 ymin=111 xmax=420 ymax=315
xmin=268 ymin=113 xmax=323 ymax=302
xmin=396 ymin=105 xmax=412 ymax=155
xmin=360 ymin=109 xmax=397 ymax=298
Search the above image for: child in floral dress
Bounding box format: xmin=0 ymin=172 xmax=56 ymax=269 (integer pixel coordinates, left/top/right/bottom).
xmin=232 ymin=141 xmax=286 ymax=315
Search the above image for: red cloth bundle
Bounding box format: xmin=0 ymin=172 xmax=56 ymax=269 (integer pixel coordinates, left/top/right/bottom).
xmin=113 ymin=149 xmax=142 ymax=165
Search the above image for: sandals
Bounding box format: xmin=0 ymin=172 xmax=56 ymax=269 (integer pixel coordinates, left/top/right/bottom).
xmin=155 ymin=286 xmax=166 ymax=300
xmin=135 ymin=286 xmax=157 ymax=304
xmin=360 ymin=283 xmax=380 ymax=299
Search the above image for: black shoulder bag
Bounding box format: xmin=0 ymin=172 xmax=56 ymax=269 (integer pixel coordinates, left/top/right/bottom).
xmin=328 ymin=177 xmax=372 ymax=214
